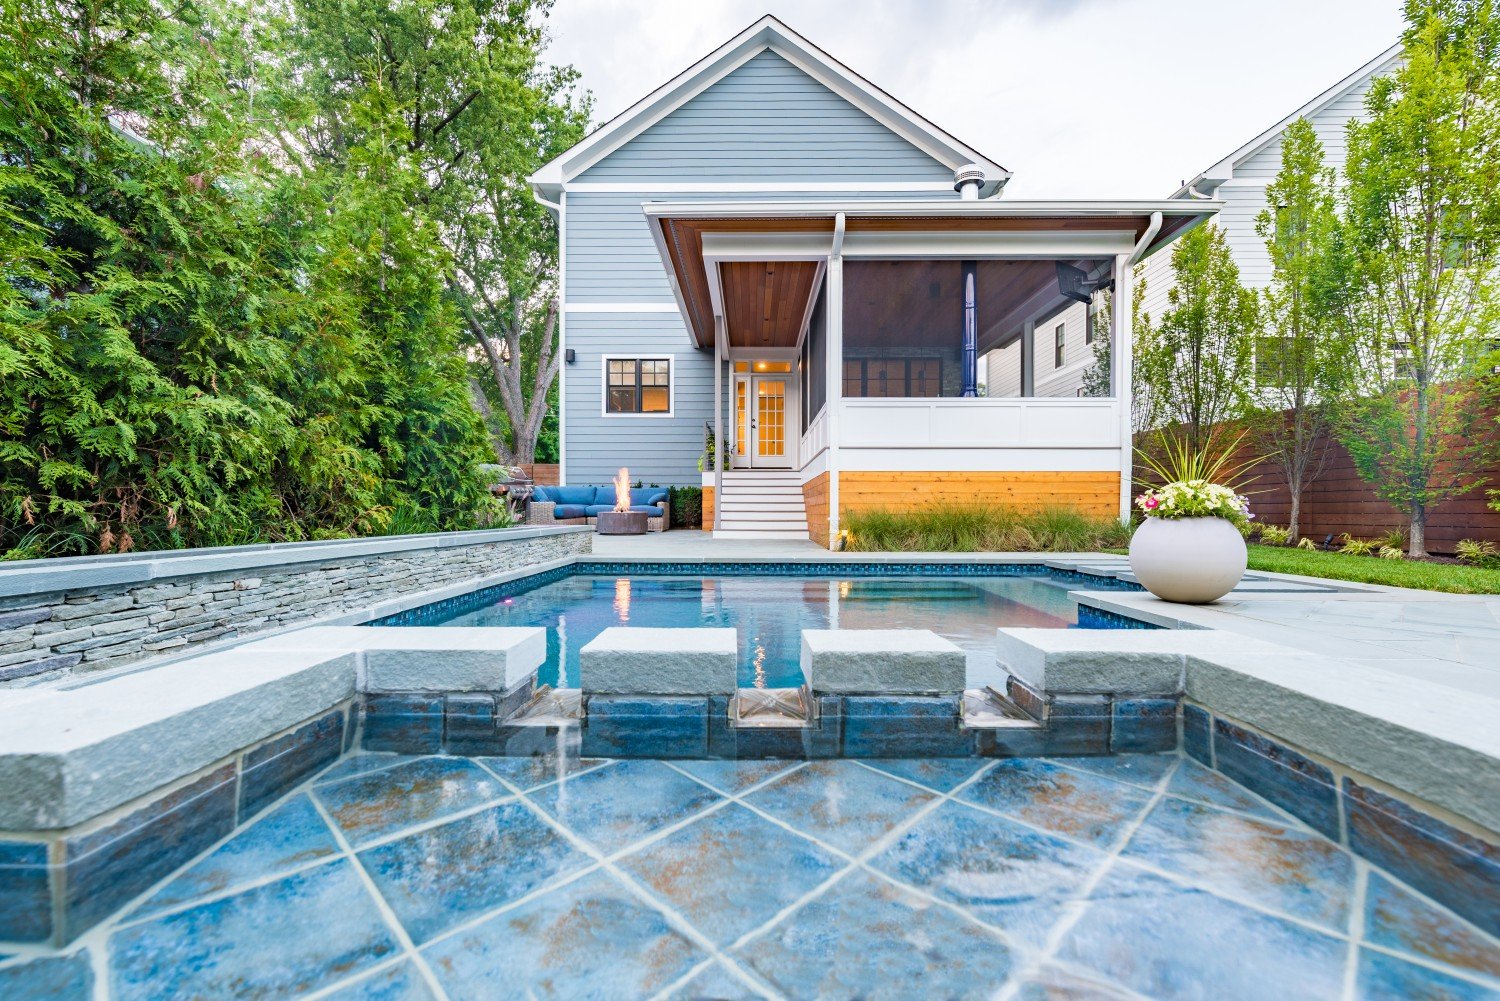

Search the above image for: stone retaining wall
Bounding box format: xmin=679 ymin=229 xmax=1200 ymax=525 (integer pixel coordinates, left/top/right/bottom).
xmin=0 ymin=528 xmax=590 ymax=686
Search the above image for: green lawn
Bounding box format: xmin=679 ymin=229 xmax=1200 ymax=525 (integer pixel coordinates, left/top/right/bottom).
xmin=1245 ymin=544 xmax=1500 ymax=594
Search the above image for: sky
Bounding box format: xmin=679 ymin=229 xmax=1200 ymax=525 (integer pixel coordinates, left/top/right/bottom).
xmin=541 ymin=0 xmax=1407 ymax=198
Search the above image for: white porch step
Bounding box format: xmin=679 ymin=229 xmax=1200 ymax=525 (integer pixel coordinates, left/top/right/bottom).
xmin=719 ymin=511 xmax=808 ymax=525
xmin=720 ymin=502 xmax=807 ymax=514
xmin=712 ymin=529 xmax=811 ymax=541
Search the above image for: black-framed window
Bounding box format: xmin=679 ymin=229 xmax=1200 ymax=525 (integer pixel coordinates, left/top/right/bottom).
xmin=1054 ymin=323 xmax=1066 ymax=369
xmin=842 ymin=357 xmax=942 ymax=397
xmin=605 ymin=357 xmax=670 ymax=414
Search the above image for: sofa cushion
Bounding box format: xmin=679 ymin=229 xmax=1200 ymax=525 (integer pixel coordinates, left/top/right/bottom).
xmin=553 ymin=486 xmax=596 ymax=505
xmin=554 ymin=504 xmax=589 ymax=519
xmin=530 ymin=485 xmax=555 ymax=503
xmin=630 ymin=488 xmax=668 ymax=506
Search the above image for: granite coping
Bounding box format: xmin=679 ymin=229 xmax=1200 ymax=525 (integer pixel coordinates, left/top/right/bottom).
xmin=995 ymin=628 xmax=1290 ymax=696
xmin=579 ymin=628 xmax=738 ymax=696
xmin=802 ymin=629 xmax=965 ymax=694
xmin=0 ymin=649 xmax=356 ymax=829
xmin=237 ymin=626 xmax=547 ymax=692
xmin=0 ymin=526 xmax=590 ymax=599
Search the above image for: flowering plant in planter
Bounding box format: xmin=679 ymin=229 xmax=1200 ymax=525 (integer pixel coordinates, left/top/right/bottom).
xmin=1135 ymin=481 xmax=1252 ymax=527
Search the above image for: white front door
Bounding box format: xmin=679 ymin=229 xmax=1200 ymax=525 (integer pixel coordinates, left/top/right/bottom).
xmin=733 ymin=370 xmax=794 ymax=469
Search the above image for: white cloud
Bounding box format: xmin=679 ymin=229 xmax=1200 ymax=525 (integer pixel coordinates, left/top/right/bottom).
xmin=543 ymin=0 xmax=1406 ymax=197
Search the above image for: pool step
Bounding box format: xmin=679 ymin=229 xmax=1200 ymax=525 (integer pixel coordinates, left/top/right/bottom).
xmin=714 ymin=470 xmax=809 ymax=540
xmin=960 ymin=687 xmax=1045 ymax=729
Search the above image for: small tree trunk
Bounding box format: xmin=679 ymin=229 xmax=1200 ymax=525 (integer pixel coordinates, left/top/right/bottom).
xmin=1409 ymin=506 xmax=1428 ymax=559
xmin=1287 ymin=491 xmax=1301 ymax=543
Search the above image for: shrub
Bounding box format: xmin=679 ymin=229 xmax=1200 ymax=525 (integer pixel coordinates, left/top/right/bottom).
xmin=1339 ymin=535 xmax=1378 ymax=557
xmin=1296 ymin=537 xmax=1317 ymax=551
xmin=1456 ymin=539 xmax=1500 ymax=568
xmin=1258 ymin=525 xmax=1291 ymax=546
xmin=841 ymin=504 xmax=1131 ymax=553
xmin=1378 ymin=545 xmax=1405 ymax=560
xmin=669 ymin=486 xmax=703 ymax=528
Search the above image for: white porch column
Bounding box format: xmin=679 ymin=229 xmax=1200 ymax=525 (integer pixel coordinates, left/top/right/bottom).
xmin=713 ymin=315 xmax=724 ymax=532
xmin=1020 ymin=319 xmax=1035 ymax=397
xmin=1113 ymin=252 xmax=1134 ymax=521
xmin=826 ymin=216 xmax=845 ymax=547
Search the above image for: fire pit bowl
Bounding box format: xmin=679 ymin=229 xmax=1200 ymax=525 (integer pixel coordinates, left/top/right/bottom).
xmin=595 ymin=510 xmax=648 ymax=535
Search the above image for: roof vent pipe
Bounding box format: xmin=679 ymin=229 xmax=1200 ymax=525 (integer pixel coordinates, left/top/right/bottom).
xmin=953 ymin=164 xmax=986 ymax=200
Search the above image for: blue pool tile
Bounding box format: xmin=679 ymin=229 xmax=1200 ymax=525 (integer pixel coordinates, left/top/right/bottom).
xmin=1011 ymin=964 xmax=1138 ymax=999
xmin=315 ymin=757 xmax=509 ymax=846
xmin=1110 ymin=698 xmax=1178 ymax=754
xmin=130 ymin=793 xmax=339 ymax=920
xmin=362 ymin=694 xmax=443 ymax=754
xmin=530 ymin=760 xmax=722 ymax=854
xmin=870 ymin=799 xmax=1103 ymax=949
xmin=863 ymin=757 xmax=991 ymax=793
xmin=63 ymin=762 xmax=238 ymax=941
xmin=444 ymin=694 xmax=499 ymax=756
xmin=1182 ymin=703 xmax=1212 ymax=766
xmin=671 ymin=758 xmax=801 ymax=795
xmin=240 ymin=710 xmax=346 ymax=818
xmin=616 ymin=802 xmax=844 ymax=947
xmin=0 ymin=952 xmax=93 ymax=1000
xmin=662 ymin=961 xmax=765 ymax=1000
xmin=0 ymin=839 xmax=51 ymax=942
xmin=959 ymin=759 xmax=1155 ymax=850
xmin=1212 ymin=717 xmax=1340 ymax=839
xmin=1057 ymin=863 xmax=1346 ymax=999
xmin=315 ymin=752 xmax=405 ymax=786
xmin=1121 ymin=797 xmax=1353 ymax=932
xmin=1345 ymin=778 xmax=1500 ymax=938
xmin=358 ymin=801 xmax=591 ymax=944
xmin=423 ymin=868 xmax=706 ymax=998
xmin=841 ymin=695 xmax=970 ymax=758
xmin=109 ymin=859 xmax=400 ymax=999
xmin=1361 ymin=872 xmax=1500 ymax=982
xmin=734 ymin=870 xmax=1015 ymax=999
xmin=744 ymin=760 xmax=936 ymax=856
xmin=1165 ymin=758 xmax=1291 ymax=823
xmin=1053 ymin=752 xmax=1177 ymax=790
xmin=1356 ymin=948 xmax=1500 ymax=1001
xmin=582 ymin=696 xmax=709 ymax=759
xmin=477 ymin=755 xmax=611 ymax=792
xmin=323 ymin=961 xmax=437 ymax=1000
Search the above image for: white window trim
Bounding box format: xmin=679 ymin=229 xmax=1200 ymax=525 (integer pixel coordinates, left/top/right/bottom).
xmin=600 ymin=354 xmax=676 ymax=418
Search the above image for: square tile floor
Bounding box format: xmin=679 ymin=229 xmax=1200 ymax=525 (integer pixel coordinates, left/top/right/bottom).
xmin=1 ymin=750 xmax=1497 ymax=1000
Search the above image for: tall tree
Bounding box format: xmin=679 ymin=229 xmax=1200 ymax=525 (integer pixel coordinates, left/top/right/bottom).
xmin=281 ymin=0 xmax=588 ymax=464
xmin=1135 ymin=224 xmax=1260 ymax=452
xmin=1250 ymin=117 xmax=1357 ymax=541
xmin=1339 ymin=0 xmax=1500 ymax=557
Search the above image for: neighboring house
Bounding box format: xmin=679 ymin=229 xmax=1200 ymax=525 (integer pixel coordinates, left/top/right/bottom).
xmin=988 ymin=44 xmax=1404 ymax=403
xmin=529 ymin=16 xmax=1216 ymax=545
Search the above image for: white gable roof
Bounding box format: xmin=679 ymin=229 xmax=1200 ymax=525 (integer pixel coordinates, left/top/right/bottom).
xmin=1172 ymin=43 xmax=1402 ymax=199
xmin=529 ymin=15 xmax=1009 ymax=199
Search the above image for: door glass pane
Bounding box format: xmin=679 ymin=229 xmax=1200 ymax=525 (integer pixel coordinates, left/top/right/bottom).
xmin=734 ymin=380 xmax=748 ymax=456
xmin=757 ymin=379 xmax=786 ymax=458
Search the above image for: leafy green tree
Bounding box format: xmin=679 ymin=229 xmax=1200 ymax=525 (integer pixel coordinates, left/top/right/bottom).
xmin=1135 ymin=224 xmax=1260 ymax=452
xmin=280 ymin=0 xmax=588 ymax=464
xmin=1250 ymin=117 xmax=1358 ymax=541
xmin=1338 ymin=0 xmax=1500 ymax=557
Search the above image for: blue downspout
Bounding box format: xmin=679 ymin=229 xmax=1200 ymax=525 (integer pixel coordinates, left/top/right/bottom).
xmin=961 ymin=260 xmax=978 ymax=397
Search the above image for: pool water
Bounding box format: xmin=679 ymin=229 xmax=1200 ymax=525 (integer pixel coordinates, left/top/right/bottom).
xmin=5 ymin=750 xmax=1494 ymax=999
xmin=430 ymin=572 xmax=1122 ymax=688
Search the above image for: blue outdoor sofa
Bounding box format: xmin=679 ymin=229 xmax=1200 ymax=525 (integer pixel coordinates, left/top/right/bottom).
xmin=527 ymin=485 xmax=670 ymax=531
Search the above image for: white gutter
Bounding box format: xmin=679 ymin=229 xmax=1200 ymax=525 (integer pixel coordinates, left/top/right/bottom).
xmin=826 ymin=212 xmax=845 ymax=549
xmin=1127 ymin=211 xmax=1163 ymax=266
xmin=533 ymin=192 xmax=563 ymax=218
xmin=641 ymin=199 xmax=1222 ymax=221
xmin=831 ymin=210 xmax=846 ymax=257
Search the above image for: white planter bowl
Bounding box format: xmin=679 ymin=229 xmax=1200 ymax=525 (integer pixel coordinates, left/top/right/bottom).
xmin=1129 ymin=516 xmax=1247 ymax=604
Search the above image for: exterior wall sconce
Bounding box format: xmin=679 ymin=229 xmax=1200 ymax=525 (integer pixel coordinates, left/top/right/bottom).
xmin=564 ymin=348 xmax=576 ymax=364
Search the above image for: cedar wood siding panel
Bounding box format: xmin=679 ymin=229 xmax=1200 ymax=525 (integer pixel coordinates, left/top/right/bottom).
xmin=575 ymin=51 xmax=957 ymax=183
xmin=561 ymin=49 xmax=960 ymax=485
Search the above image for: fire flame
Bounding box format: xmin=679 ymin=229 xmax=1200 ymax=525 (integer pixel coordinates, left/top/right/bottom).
xmin=613 ymin=467 xmax=630 ymax=513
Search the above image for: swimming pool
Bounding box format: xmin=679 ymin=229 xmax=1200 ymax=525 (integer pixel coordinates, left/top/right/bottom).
xmin=374 ymin=564 xmax=1149 ymax=689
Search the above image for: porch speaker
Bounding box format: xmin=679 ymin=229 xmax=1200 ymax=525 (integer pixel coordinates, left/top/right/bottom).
xmin=1056 ymin=262 xmax=1113 ymax=305
xmin=564 ymin=348 xmax=576 ymax=364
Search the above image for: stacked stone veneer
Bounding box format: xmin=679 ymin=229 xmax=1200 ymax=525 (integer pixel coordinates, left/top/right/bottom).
xmin=0 ymin=529 xmax=590 ymax=686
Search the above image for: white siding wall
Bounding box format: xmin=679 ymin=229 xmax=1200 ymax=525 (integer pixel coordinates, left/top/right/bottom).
xmin=559 ymin=49 xmax=960 ymax=486
xmin=982 ymin=300 xmax=1098 ymax=399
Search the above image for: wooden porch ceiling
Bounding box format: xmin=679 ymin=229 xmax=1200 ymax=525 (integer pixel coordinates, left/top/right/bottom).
xmin=657 ymin=211 xmax=1192 ymax=348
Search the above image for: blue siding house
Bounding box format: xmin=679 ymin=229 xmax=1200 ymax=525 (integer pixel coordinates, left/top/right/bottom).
xmin=530 ymin=16 xmax=1216 ymax=545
